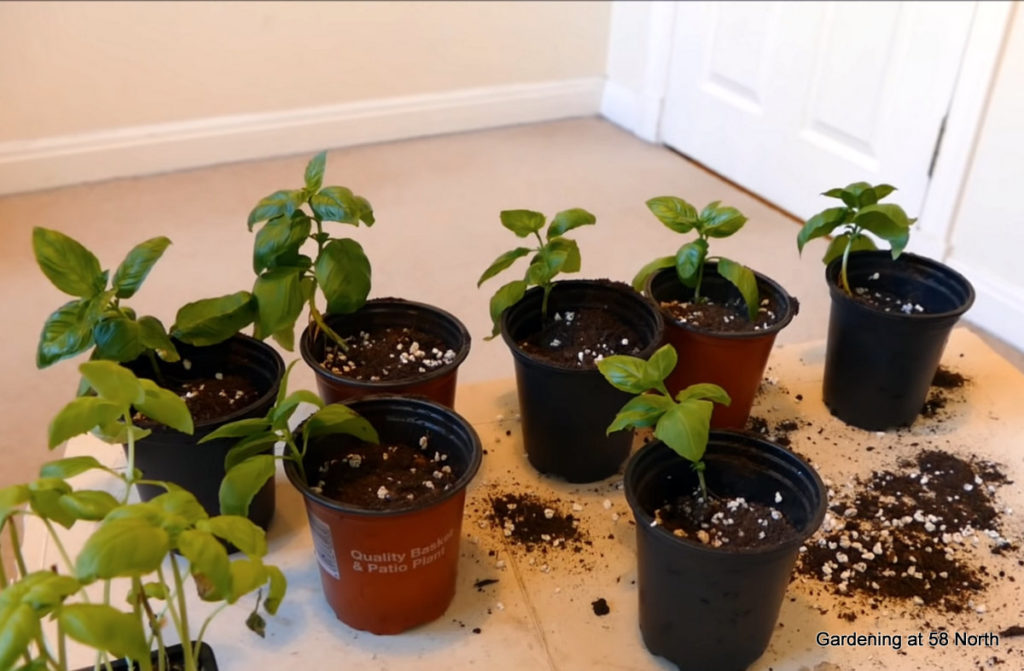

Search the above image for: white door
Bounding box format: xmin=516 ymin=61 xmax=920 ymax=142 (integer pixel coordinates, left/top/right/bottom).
xmin=659 ymin=1 xmax=977 ymax=220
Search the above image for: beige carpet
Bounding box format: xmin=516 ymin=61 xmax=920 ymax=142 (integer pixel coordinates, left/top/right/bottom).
xmin=1 ymin=117 xmax=1019 ymax=493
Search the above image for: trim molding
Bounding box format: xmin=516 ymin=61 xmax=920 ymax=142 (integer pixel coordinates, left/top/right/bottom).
xmin=0 ymin=78 xmax=604 ymax=196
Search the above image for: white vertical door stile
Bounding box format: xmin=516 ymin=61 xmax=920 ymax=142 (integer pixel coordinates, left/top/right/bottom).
xmin=659 ymin=1 xmax=977 ymax=221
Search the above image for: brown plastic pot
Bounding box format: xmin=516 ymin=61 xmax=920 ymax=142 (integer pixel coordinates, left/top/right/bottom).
xmin=300 ymin=298 xmax=470 ymax=409
xmin=285 ymin=396 xmax=482 ymax=634
xmin=645 ymin=264 xmax=797 ymax=429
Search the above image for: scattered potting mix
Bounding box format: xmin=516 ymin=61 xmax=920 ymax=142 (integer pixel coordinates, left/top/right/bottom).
xmin=322 ymin=327 xmax=457 ymax=381
xmin=174 ymin=370 xmax=262 ymax=422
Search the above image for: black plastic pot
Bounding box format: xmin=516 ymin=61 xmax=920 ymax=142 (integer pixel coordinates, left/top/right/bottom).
xmin=300 ymin=298 xmax=471 ymax=409
xmin=624 ymin=432 xmax=827 ymax=671
xmin=127 ymin=335 xmax=284 ymax=531
xmin=285 ymin=396 xmax=482 ymax=634
xmin=823 ymin=251 xmax=974 ymax=430
xmin=500 ymin=280 xmax=664 ymax=483
xmin=73 ymin=642 xmax=217 ymax=671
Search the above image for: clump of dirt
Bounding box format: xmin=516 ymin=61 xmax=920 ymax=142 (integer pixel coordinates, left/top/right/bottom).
xmin=660 ymin=294 xmax=782 ymax=333
xmin=932 ymin=366 xmax=968 ymax=389
xmin=519 ymin=307 xmax=643 ymax=367
xmin=796 ymin=449 xmax=1014 ymax=616
xmin=920 ymin=366 xmax=970 ymax=419
xmin=920 ymin=393 xmax=948 ymax=418
xmin=322 ymin=327 xmax=456 ymax=382
xmin=653 ymin=491 xmax=798 ymax=550
xmin=487 ymin=492 xmax=589 ymax=553
xmin=591 ymin=598 xmax=610 ymax=616
xmin=747 ymin=415 xmax=803 ymax=448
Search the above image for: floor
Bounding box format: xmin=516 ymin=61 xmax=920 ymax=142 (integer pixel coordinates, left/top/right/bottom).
xmin=2 ymin=115 xmax=1021 ymax=496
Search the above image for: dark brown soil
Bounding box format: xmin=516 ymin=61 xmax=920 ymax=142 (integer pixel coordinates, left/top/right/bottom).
xmin=849 ymin=278 xmax=933 ymax=314
xmin=747 ymin=415 xmax=803 ymax=448
xmin=796 ymin=449 xmax=1013 ymax=615
xmin=487 ymin=492 xmax=589 ymax=552
xmin=653 ymin=492 xmax=798 ymax=550
xmin=138 ymin=373 xmax=262 ymax=425
xmin=932 ymin=365 xmax=968 ymax=389
xmin=659 ymin=293 xmax=783 ymax=332
xmin=518 ymin=307 xmax=644 ymax=367
xmin=322 ymin=326 xmax=456 ymax=382
xmin=591 ymin=598 xmax=610 ymax=616
xmin=920 ymin=393 xmax=948 ymax=418
xmin=310 ymin=436 xmax=458 ymax=510
xmin=921 ymin=366 xmax=970 ymax=419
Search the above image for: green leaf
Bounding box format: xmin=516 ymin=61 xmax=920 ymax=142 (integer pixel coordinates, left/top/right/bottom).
xmin=853 ymin=203 xmax=913 ymax=247
xmin=178 ymin=529 xmax=232 ymax=601
xmin=200 ymin=417 xmax=272 ymax=444
xmin=0 ymin=602 xmax=39 ymax=671
xmin=822 ymin=187 xmax=847 ymax=200
xmin=36 ymin=296 xmax=103 ymax=368
xmin=172 ymin=291 xmax=256 ymax=346
xmin=149 ymin=490 xmax=207 ymax=527
xmin=304 ymin=152 xmax=326 ymax=193
xmin=58 ymin=490 xmax=119 ymax=521
xmin=112 ymin=237 xmax=171 ymax=298
xmin=871 ymin=184 xmax=896 ymax=202
xmin=136 ymin=379 xmax=194 ymax=435
xmin=477 ymin=247 xmax=531 ymax=287
xmin=822 ymin=232 xmax=877 ymax=265
xmin=487 ymin=280 xmax=528 ymax=339
xmin=219 ymin=456 xmax=276 ymax=517
xmin=16 ymin=571 xmax=81 ymax=610
xmin=271 ymin=390 xmax=324 ymax=426
xmin=546 ymin=208 xmax=596 ymax=238
xmin=303 ymin=404 xmax=379 ymax=443
xmin=645 ymin=344 xmax=678 ymax=383
xmin=48 ymin=396 xmax=123 ymax=449
xmin=632 ymin=256 xmax=676 ymax=292
xmin=315 ymin=238 xmax=371 ymax=315
xmin=701 ymin=204 xmax=747 ymax=238
xmin=79 ymin=360 xmax=143 ymax=408
xmin=607 ymin=394 xmax=674 ymax=434
xmin=137 ymin=316 xmax=179 ymax=362
xmin=76 ymin=518 xmax=170 ymax=581
xmin=0 ymin=485 xmax=30 ymax=523
xmin=91 ymin=421 xmax=151 ymax=446
xmin=797 ymin=206 xmax=849 ymax=254
xmin=27 ymin=480 xmax=76 ymax=529
xmin=39 ymin=456 xmax=107 ymax=479
xmin=499 ymin=210 xmax=546 ymax=238
xmin=228 ymin=559 xmax=269 ymax=603
xmin=264 ymin=565 xmax=287 ymax=615
xmin=202 ymin=516 xmax=267 ymax=558
xmin=526 ymin=257 xmax=556 ymax=287
xmin=93 ymin=316 xmax=146 ymax=363
xmin=655 ymin=401 xmax=713 ymax=464
xmin=716 ymin=257 xmax=760 ymax=321
xmin=223 ymin=434 xmax=280 ymax=471
xmin=59 ymin=604 xmax=151 ymax=671
xmin=253 ymin=267 xmax=305 ymax=344
xmin=247 ymin=190 xmax=305 ymax=230
xmin=354 ymin=195 xmax=375 ymax=226
xmin=311 ymin=186 xmax=359 ymax=224
xmin=837 ymin=182 xmax=873 ymax=208
xmin=675 ymin=239 xmax=708 ymax=287
xmin=32 ymin=227 xmax=106 ymax=298
xmin=546 ymin=237 xmax=581 ymax=273
xmin=645 ymin=196 xmax=698 ymax=233
xmin=675 ymin=383 xmax=732 ymax=406
xmin=596 ymin=354 xmax=652 ymax=394
xmin=253 ymin=211 xmax=312 ymax=273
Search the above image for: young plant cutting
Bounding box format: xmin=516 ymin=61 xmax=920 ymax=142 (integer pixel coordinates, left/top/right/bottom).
xmin=797 ymin=182 xmax=974 ymax=430
xmin=479 ymin=207 xmax=664 ymax=482
xmin=598 ymin=344 xmax=827 ymax=671
xmin=632 ymin=197 xmax=797 ymax=428
xmin=0 ymin=361 xmax=283 ymax=671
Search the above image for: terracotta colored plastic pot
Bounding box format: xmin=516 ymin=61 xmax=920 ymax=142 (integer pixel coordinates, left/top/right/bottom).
xmin=625 ymin=432 xmax=827 ymax=671
xmin=823 ymin=251 xmax=974 ymax=430
xmin=285 ymin=396 xmax=482 ymax=634
xmin=645 ymin=264 xmax=797 ymax=429
xmin=300 ymin=298 xmax=470 ymax=409
xmin=501 ymin=280 xmax=664 ymax=483
xmin=127 ymin=335 xmax=284 ymax=531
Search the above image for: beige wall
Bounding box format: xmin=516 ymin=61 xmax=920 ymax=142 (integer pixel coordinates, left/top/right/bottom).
xmin=0 ymin=1 xmax=610 ymax=142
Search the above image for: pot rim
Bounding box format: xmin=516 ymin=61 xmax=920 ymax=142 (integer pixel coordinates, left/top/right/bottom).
xmin=825 ymin=250 xmax=975 ymax=321
xmin=624 ymin=430 xmax=827 ymax=557
xmin=283 ymin=395 xmax=482 ymax=517
xmin=499 ymin=279 xmax=665 ymax=373
xmin=299 ymin=297 xmax=471 ymax=388
xmin=645 ymin=263 xmax=798 ymax=340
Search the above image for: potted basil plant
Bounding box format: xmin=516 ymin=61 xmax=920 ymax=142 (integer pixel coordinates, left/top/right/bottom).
xmin=479 ymin=207 xmax=663 ymax=482
xmin=597 ymin=345 xmax=826 ymax=671
xmin=632 ymin=197 xmax=797 ymax=429
xmin=797 ymin=182 xmax=974 ymax=430
xmin=0 ymin=361 xmax=284 ymax=671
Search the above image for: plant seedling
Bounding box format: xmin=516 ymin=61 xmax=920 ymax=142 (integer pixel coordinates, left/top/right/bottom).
xmin=796 ymin=182 xmax=915 ymax=295
xmin=201 ymin=361 xmax=380 ymax=517
xmin=477 ymin=207 xmax=596 ymax=338
xmin=633 ymin=197 xmax=760 ymax=321
xmin=597 ymin=344 xmax=730 ymax=499
xmin=172 ymin=151 xmax=375 ymax=352
xmin=33 ymin=227 xmax=178 ymax=370
xmin=0 ymin=360 xmax=284 ymax=671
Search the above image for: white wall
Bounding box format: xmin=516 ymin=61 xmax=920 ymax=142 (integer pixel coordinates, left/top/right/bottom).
xmin=945 ymin=3 xmax=1024 ymax=350
xmin=0 ymin=1 xmax=610 ymax=194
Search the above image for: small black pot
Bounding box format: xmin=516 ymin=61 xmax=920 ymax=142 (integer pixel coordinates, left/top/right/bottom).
xmin=823 ymin=251 xmax=974 ymax=430
xmin=500 ymin=280 xmax=664 ymax=483
xmin=73 ymin=642 xmax=217 ymax=671
xmin=128 ymin=335 xmax=284 ymax=531
xmin=300 ymin=298 xmax=471 ymax=409
xmin=624 ymin=432 xmax=827 ymax=671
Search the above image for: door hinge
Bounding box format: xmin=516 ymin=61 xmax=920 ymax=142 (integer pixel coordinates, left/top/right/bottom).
xmin=927 ymin=114 xmax=948 ymax=178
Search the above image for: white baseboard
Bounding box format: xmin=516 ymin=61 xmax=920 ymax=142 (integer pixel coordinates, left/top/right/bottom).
xmin=950 ymin=259 xmax=1024 ymax=353
xmin=600 ymin=80 xmax=662 ymax=143
xmin=0 ymin=78 xmax=604 ymax=196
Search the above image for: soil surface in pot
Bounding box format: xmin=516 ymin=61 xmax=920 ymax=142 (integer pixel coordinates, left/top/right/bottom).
xmin=518 ymin=308 xmax=644 ymax=367
xmin=660 ymin=293 xmax=783 ymax=333
xmin=137 ymin=372 xmax=262 ymax=425
xmin=321 ymin=327 xmax=457 ymax=382
xmin=652 ymin=490 xmax=798 ymax=550
xmin=310 ymin=435 xmax=459 ymax=510
xmin=846 ymin=273 xmax=938 ymax=314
